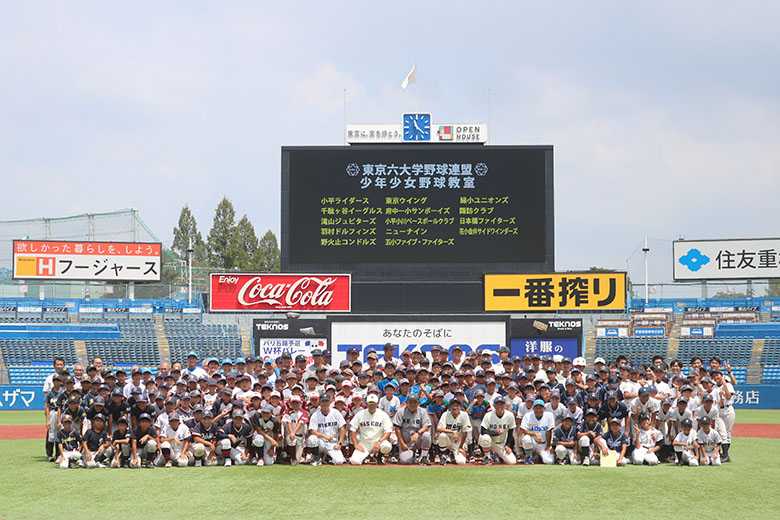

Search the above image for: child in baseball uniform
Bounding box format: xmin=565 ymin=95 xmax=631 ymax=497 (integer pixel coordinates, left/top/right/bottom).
xmin=307 ymin=394 xmax=347 ymax=466
xmin=156 ymin=413 xmax=193 ymax=467
xmin=655 ymin=397 xmax=675 ymax=463
xmin=219 ymin=409 xmax=253 ymax=466
xmin=281 ymin=396 xmax=309 ymax=465
xmin=110 ymin=416 xmax=133 ymax=468
xmin=251 ymin=405 xmax=281 ymax=466
xmin=56 ymin=414 xmax=83 ymax=469
xmin=552 ymin=411 xmax=579 ymax=465
xmin=82 ymin=413 xmax=112 ymax=468
xmin=576 ymin=409 xmax=607 ymax=466
xmin=602 ymin=417 xmax=629 ymax=466
xmin=632 ymin=412 xmax=663 ymax=466
xmin=44 ymin=374 xmax=65 ymax=461
xmin=672 ymin=418 xmax=699 ymax=466
xmin=436 ymin=399 xmax=471 ymax=465
xmin=479 ymin=396 xmax=518 ymax=465
xmin=696 ymin=415 xmax=722 ymax=466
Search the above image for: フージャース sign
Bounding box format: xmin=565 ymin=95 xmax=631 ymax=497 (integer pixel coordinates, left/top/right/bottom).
xmin=485 ymin=272 xmax=626 ymax=311
xmin=12 ymin=240 xmax=161 ymax=282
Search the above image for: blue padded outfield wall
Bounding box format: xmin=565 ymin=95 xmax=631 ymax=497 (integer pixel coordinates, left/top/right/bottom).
xmin=3 ymin=384 xmax=778 ymax=411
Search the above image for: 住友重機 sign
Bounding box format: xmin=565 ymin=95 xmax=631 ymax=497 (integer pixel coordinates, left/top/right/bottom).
xmin=209 ymin=273 xmax=351 ymax=312
xmin=485 ymin=272 xmax=626 ymax=311
xmin=674 ymin=238 xmax=780 ymax=280
xmin=12 ymin=240 xmax=161 ymax=282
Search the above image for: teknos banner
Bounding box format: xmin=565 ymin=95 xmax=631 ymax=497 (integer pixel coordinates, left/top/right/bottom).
xmin=331 ymin=319 xmax=506 ymax=364
xmin=673 ymin=238 xmax=780 ymax=280
xmin=209 ymin=273 xmax=351 ymax=312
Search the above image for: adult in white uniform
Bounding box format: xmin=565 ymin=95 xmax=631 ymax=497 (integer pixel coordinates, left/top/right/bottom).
xmin=349 ymin=394 xmax=393 ymax=465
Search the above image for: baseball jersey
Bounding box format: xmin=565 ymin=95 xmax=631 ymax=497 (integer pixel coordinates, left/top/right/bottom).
xmin=132 ymin=425 xmax=158 ymax=444
xmin=221 ymin=420 xmax=252 ymax=447
xmin=250 ymin=413 xmax=281 ymax=437
xmin=674 ymin=430 xmax=697 ymax=449
xmin=482 ymin=409 xmax=517 ymax=445
xmin=552 ymin=425 xmax=577 ymax=446
xmin=631 ymin=397 xmax=660 ymax=416
xmin=602 ymin=430 xmax=629 ymax=451
xmin=567 ymin=406 xmax=584 ymax=427
xmin=106 ymin=400 xmax=130 ymax=423
xmin=669 ymin=408 xmax=694 ymax=425
xmin=507 ymin=395 xmax=523 ymax=414
xmin=516 ymin=403 xmax=533 ymax=422
xmin=349 ymin=408 xmax=393 ymax=445
xmin=598 ymin=402 xmax=629 ymax=422
xmin=162 ymin=423 xmax=192 ymax=446
xmin=427 ymin=401 xmax=448 ymax=425
xmin=86 ymin=405 xmax=106 ymax=422
xmin=309 ymin=408 xmax=346 ymax=439
xmin=45 ymin=387 xmax=64 ymax=411
xmin=578 ymin=420 xmax=604 ymax=438
xmin=696 ymin=428 xmax=721 ymax=453
xmin=392 ymin=406 xmax=431 ymax=440
xmin=696 ymin=405 xmax=719 ymax=423
xmin=545 ymin=403 xmax=567 ymax=425
xmin=468 ymin=399 xmax=490 ymax=421
xmin=56 ymin=428 xmax=82 ymax=451
xmin=281 ymin=408 xmax=310 ymax=434
xmin=62 ymin=405 xmax=87 ymax=425
xmin=191 ymin=422 xmax=224 ymax=444
xmin=111 ymin=428 xmax=133 ymax=448
xmin=637 ymin=427 xmax=663 ymax=448
xmin=378 ymin=395 xmax=401 ymax=418
xmin=437 ymin=411 xmax=471 ymax=434
xmin=83 ymin=428 xmax=109 ymax=452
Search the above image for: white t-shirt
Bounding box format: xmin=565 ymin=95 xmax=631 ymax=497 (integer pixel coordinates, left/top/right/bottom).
xmin=309 ymin=408 xmax=346 ymax=440
xmin=350 ymin=408 xmax=392 ymax=445
xmin=438 ymin=411 xmax=472 ymax=434
xmin=481 ymin=410 xmax=516 ymax=445
xmin=545 ymin=403 xmax=567 ymax=426
xmin=520 ymin=411 xmax=555 ymax=447
xmin=378 ymin=395 xmax=401 ymax=418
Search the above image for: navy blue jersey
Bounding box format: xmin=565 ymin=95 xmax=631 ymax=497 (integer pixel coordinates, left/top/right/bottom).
xmin=45 ymin=388 xmax=64 ymax=411
xmin=552 ymin=425 xmax=577 ymax=446
xmin=578 ymin=420 xmax=604 ymax=437
xmin=83 ymin=428 xmax=110 ymax=451
xmin=192 ymin=422 xmax=225 ymax=444
xmin=603 ymin=430 xmax=629 ymax=451
xmin=598 ymin=401 xmax=629 ymax=422
xmin=56 ymin=428 xmax=82 ymax=451
xmin=221 ymin=420 xmax=253 ymax=447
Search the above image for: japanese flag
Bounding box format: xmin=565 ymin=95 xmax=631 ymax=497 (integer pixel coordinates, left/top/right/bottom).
xmin=401 ymin=62 xmax=417 ymax=91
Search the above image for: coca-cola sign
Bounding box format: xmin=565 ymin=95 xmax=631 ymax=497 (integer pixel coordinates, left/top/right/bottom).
xmin=209 ymin=273 xmax=351 ymax=312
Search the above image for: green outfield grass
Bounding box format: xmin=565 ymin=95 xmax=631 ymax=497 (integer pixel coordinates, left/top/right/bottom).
xmin=0 ymin=437 xmax=778 ymax=520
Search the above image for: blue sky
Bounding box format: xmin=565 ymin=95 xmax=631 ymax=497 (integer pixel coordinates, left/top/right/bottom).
xmin=1 ymin=2 xmax=779 ymax=283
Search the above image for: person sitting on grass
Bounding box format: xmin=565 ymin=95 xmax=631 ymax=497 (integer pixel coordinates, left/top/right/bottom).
xmin=56 ymin=414 xmax=83 ymax=469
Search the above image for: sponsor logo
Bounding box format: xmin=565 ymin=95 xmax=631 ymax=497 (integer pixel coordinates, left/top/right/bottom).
xmin=238 ymin=276 xmax=336 ymax=308
xmin=678 ymin=248 xmax=710 ymax=272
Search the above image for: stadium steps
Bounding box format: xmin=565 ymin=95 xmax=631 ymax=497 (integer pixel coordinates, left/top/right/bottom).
xmin=667 ymin=323 xmax=681 ymax=361
xmin=747 ymin=338 xmax=765 ymax=384
xmin=583 ymin=326 xmax=597 ymax=363
xmin=0 ymin=345 xmax=7 ymax=384
xmin=74 ymin=340 xmax=87 ymax=365
xmin=760 ymin=311 xmax=770 ymax=323
xmin=155 ymin=315 xmax=171 ymax=363
xmin=239 ymin=326 xmax=252 ymax=357
xmin=69 ymin=313 xmax=79 ymax=324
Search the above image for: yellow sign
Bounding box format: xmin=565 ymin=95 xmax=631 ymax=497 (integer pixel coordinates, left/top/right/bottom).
xmin=484 ymin=272 xmax=626 ymax=311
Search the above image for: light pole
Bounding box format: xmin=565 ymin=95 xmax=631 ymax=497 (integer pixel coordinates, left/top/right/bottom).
xmin=187 ymin=238 xmax=194 ymax=304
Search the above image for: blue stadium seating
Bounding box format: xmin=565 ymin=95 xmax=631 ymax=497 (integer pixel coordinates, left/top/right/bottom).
xmin=678 ymin=337 xmax=753 ymax=366
xmin=760 ymin=338 xmax=780 ymax=365
xmin=84 ymin=315 xmax=159 ymax=366
xmin=594 ymin=337 xmax=669 ymax=366
xmin=0 ymin=338 xmax=77 ymax=365
xmin=762 ymin=365 xmax=780 ymax=384
xmin=164 ymin=317 xmax=241 ymax=363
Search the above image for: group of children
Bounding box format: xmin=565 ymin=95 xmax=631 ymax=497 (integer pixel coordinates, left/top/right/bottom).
xmin=43 ymin=348 xmax=735 ymax=468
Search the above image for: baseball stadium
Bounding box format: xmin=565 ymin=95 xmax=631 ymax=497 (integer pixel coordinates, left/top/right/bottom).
xmin=2 ymin=4 xmax=780 ymax=520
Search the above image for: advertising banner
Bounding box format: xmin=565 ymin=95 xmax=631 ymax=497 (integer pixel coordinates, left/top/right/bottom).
xmin=485 ymin=272 xmax=626 ymax=311
xmin=330 ymin=319 xmax=506 ymax=363
xmin=13 ymin=240 xmax=161 ymax=282
xmin=0 ymin=386 xmax=43 ymax=410
xmin=209 ymin=273 xmax=351 ymax=312
xmin=510 ymin=337 xmax=579 ymax=359
xmin=674 ymin=238 xmax=780 ymax=280
xmin=733 ymin=385 xmax=780 ymax=409
xmin=681 ymin=326 xmax=714 ymax=337
xmin=633 ymin=327 xmax=666 ymax=337
xmin=597 ymin=327 xmax=629 ymax=337
xmin=256 ymin=338 xmax=328 ymax=365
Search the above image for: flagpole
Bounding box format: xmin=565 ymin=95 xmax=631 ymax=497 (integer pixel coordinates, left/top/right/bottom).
xmin=415 ymin=61 xmax=419 ymax=112
xmin=343 ymin=88 xmax=347 ymax=144
xmin=488 ymin=87 xmax=491 ymax=144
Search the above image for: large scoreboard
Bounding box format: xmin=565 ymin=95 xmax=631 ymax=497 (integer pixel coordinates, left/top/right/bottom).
xmin=281 ymin=145 xmax=554 ymax=282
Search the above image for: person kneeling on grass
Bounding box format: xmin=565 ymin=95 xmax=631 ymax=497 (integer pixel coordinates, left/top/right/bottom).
xmin=672 ymin=418 xmax=700 ymax=466
xmin=307 ymin=393 xmax=347 ymax=466
xmin=436 ymin=398 xmax=471 ymax=466
xmin=132 ymin=413 xmax=159 ymax=468
xmin=602 ymin=417 xmax=629 ymax=466
xmin=696 ymin=416 xmax=722 ymax=466
xmin=552 ymin=411 xmax=578 ymax=465
xmin=191 ymin=409 xmax=224 ymax=467
xmin=576 ymin=409 xmax=607 ymax=466
xmin=393 ymin=393 xmax=432 ymax=465
xmin=632 ymin=412 xmax=663 ymax=466
xmin=520 ymin=399 xmax=554 ymax=465
xmin=111 ymin=416 xmax=133 ymax=468
xmin=56 ymin=414 xmax=83 ymax=469
xmin=82 ymin=413 xmax=112 ymax=468
xmin=251 ymin=404 xmax=281 ymax=466
xmin=349 ymin=394 xmax=393 ymax=465
xmin=479 ymin=395 xmax=518 ymax=465
xmin=156 ymin=413 xmax=193 ymax=467
xmin=219 ymin=409 xmax=253 ymax=466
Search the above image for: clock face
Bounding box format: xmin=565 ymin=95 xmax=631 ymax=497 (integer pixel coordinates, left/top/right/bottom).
xmin=403 ymin=113 xmax=431 ymax=141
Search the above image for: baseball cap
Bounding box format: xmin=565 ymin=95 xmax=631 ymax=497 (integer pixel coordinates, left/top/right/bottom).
xmin=550 ymin=390 xmax=561 ymax=398
xmin=366 ymin=394 xmax=379 ymax=404
xmin=703 ymin=393 xmax=715 ymax=402
xmin=494 ymin=395 xmax=507 ymax=404
xmin=681 ymin=418 xmax=693 ymax=428
xmin=61 ymin=414 xmax=73 ymax=423
xmin=661 ymin=397 xmax=673 ymax=406
xmin=93 ymin=413 xmax=106 ymax=422
xmin=585 ymin=408 xmax=598 ymax=417
xmin=139 ymin=413 xmax=152 ymax=421
xmin=565 ymin=378 xmax=576 ymax=386
xmin=117 ymin=415 xmax=129 ymax=424
xmin=93 ymin=396 xmax=105 ymax=406
xmin=231 ymin=409 xmax=244 ymax=418
xmin=186 ymin=351 xmax=199 ymax=358
xmin=407 ymin=393 xmax=420 ymax=402
xmin=609 ymin=417 xmax=622 ymax=425
xmin=678 ymin=397 xmax=689 ymax=404
xmin=561 ymin=411 xmax=574 ymax=421
xmin=202 ymin=410 xmax=214 ymax=419
xmin=532 ymin=399 xmax=545 ymax=407
xmin=606 ymin=390 xmax=618 ymax=400
xmin=638 ymin=387 xmax=650 ymax=396
xmin=136 ymin=394 xmax=149 ymax=403
xmin=573 ymin=357 xmax=586 ymax=366
xmin=638 ymin=412 xmax=650 ymax=422
xmin=168 ymin=413 xmax=180 ymax=422
xmin=318 ymin=393 xmax=331 ymax=402
xmin=700 ymin=415 xmax=712 ymax=425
